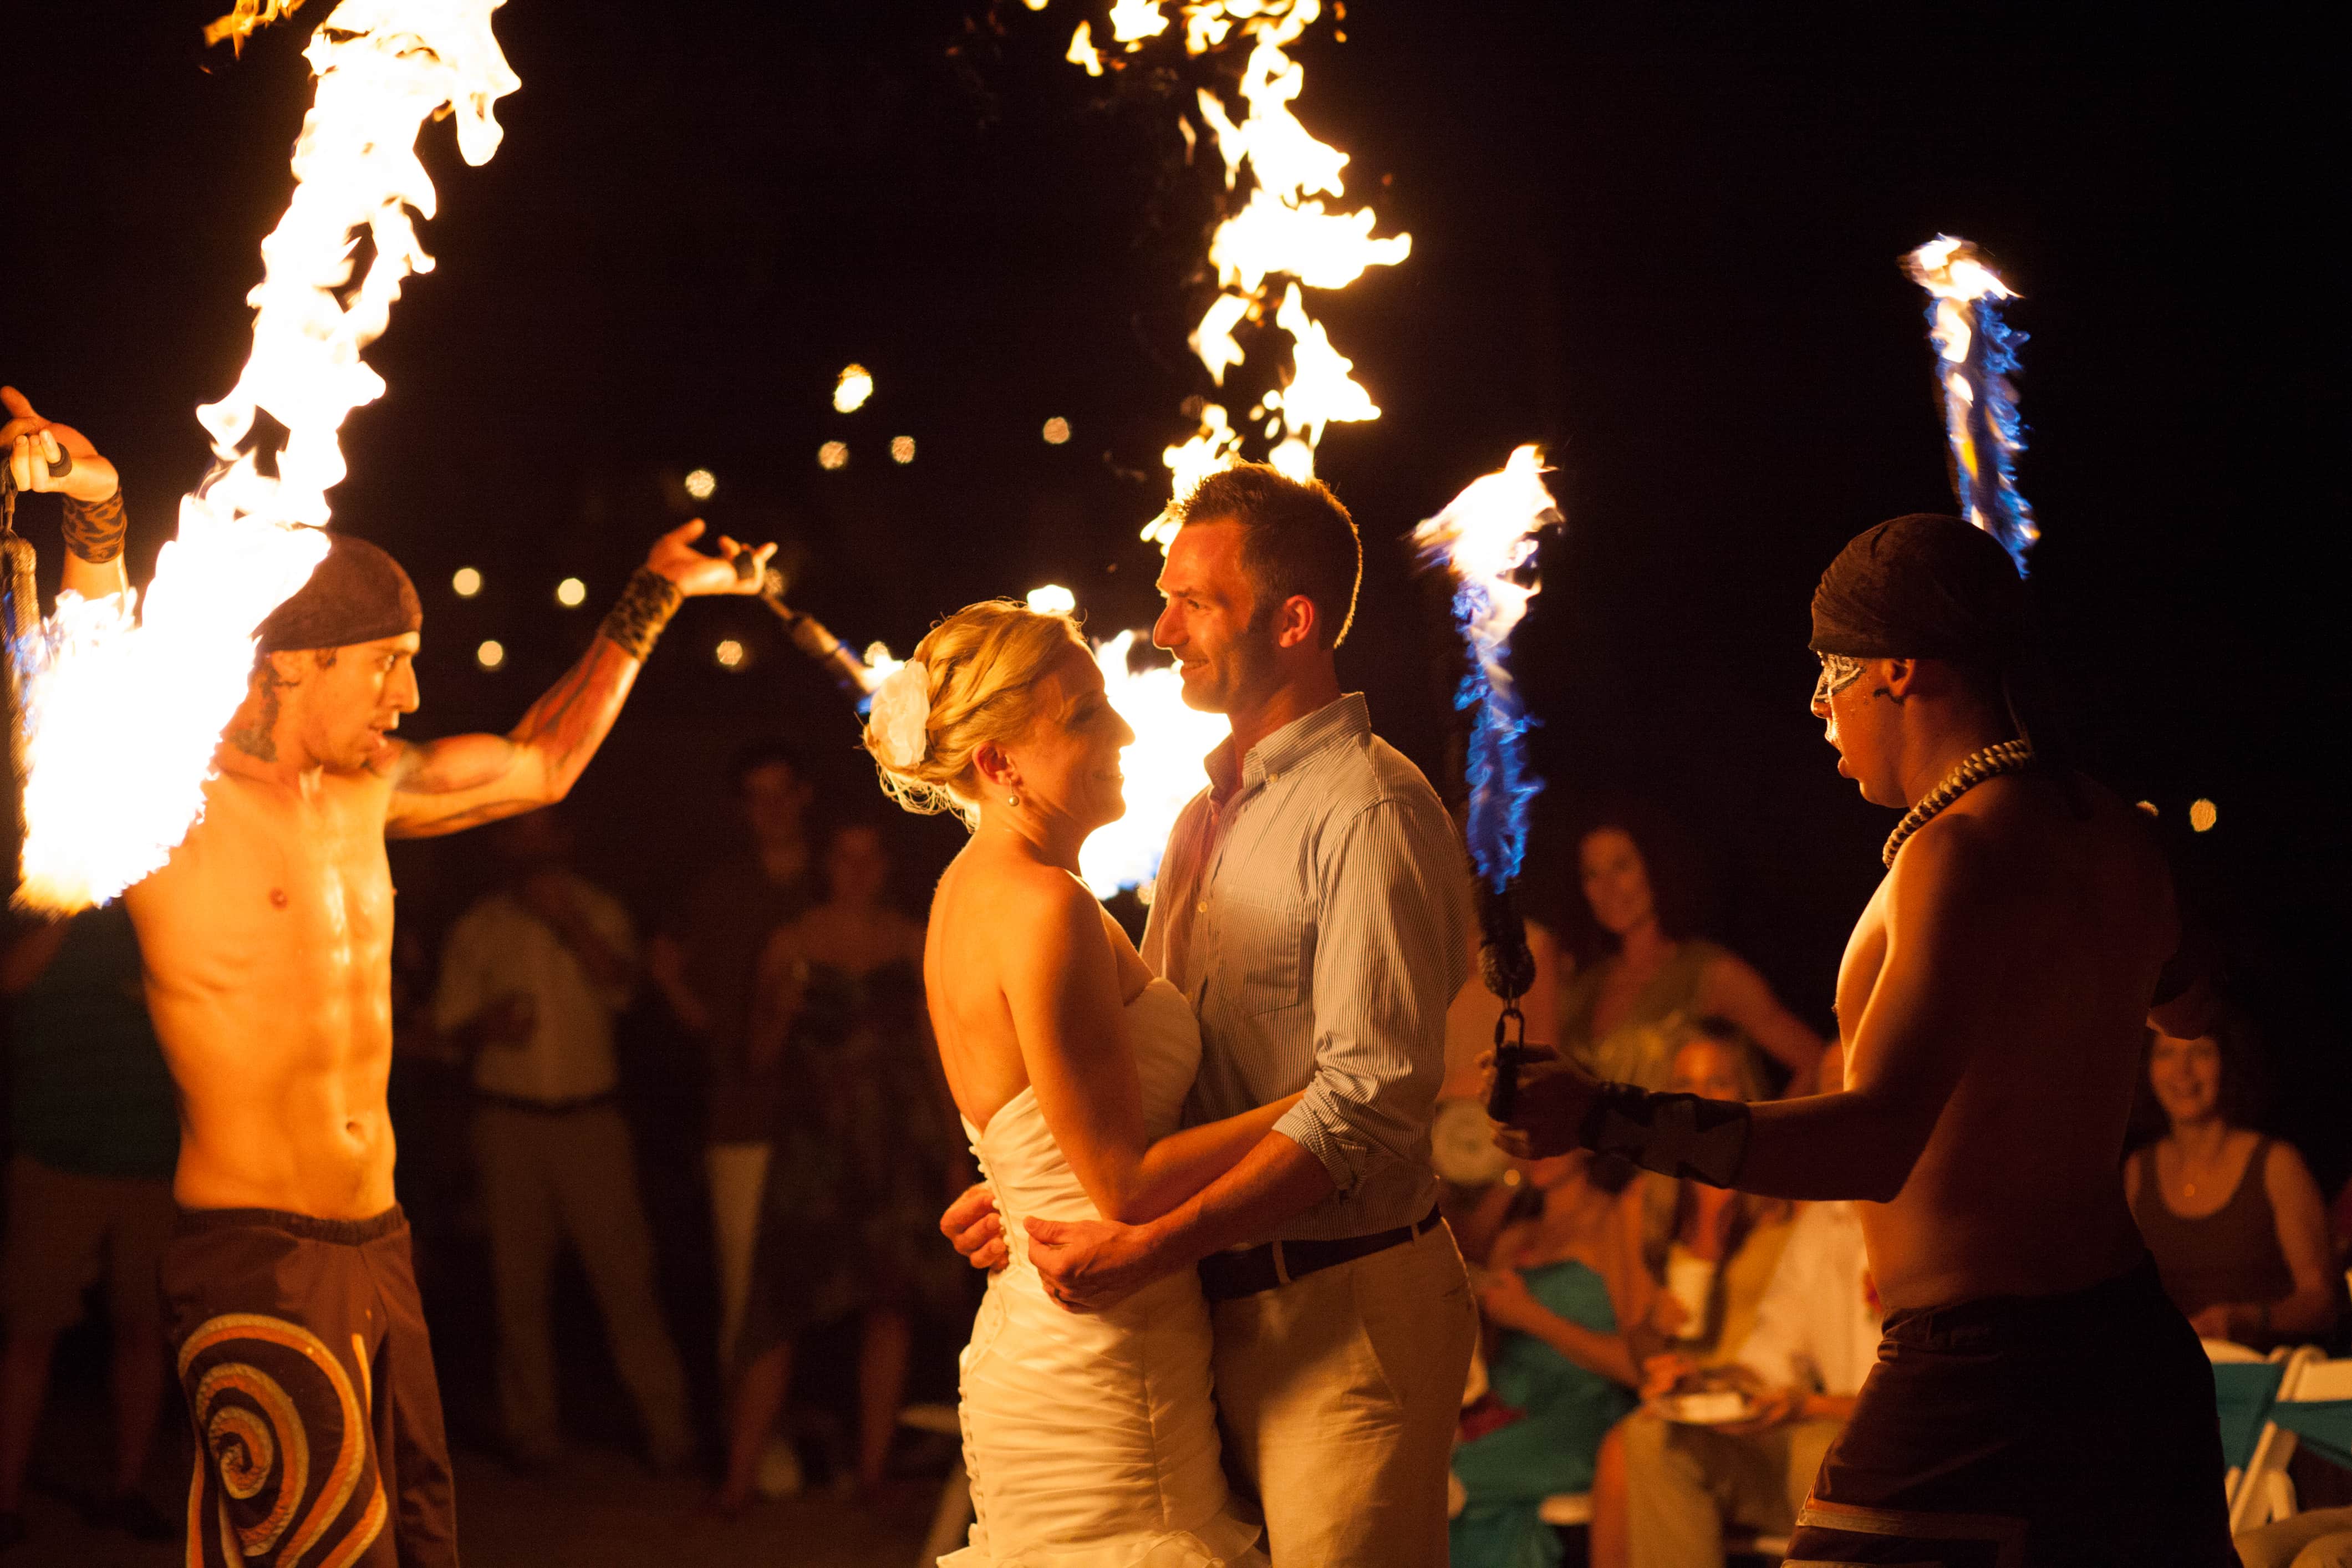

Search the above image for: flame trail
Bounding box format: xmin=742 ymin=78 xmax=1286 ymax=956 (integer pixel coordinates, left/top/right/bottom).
xmin=9 ymin=0 xmax=518 ymax=914
xmin=1037 ymin=2 xmax=1406 ymax=541
xmin=1903 ymin=235 xmax=2037 ymax=574
xmin=1412 ymin=446 xmax=1558 ymax=893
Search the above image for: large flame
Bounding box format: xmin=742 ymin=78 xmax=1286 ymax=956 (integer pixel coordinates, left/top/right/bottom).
xmin=10 ymin=0 xmax=518 ymax=914
xmin=1080 ymin=629 xmax=1230 ymax=899
xmin=1412 ymin=446 xmax=1558 ymax=892
xmin=1903 ymin=235 xmax=2037 ymax=573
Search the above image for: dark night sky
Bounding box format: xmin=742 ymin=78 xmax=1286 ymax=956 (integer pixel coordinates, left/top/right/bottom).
xmin=5 ymin=3 xmax=2345 ymax=1169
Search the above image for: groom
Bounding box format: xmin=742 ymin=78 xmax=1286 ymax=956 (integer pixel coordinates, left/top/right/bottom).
xmin=949 ymin=464 xmax=1479 ymax=1564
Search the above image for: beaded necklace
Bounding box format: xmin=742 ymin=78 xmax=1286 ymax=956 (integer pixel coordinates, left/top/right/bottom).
xmin=1882 ymin=739 xmax=2037 ymax=868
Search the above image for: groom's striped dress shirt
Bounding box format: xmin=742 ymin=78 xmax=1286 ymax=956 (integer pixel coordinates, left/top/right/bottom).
xmin=1141 ymin=693 xmax=1472 ymax=1243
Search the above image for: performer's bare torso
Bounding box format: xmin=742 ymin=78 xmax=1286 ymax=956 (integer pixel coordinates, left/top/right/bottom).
xmin=1837 ymin=772 xmax=2171 ymax=1311
xmin=128 ymin=761 xmax=403 ymax=1218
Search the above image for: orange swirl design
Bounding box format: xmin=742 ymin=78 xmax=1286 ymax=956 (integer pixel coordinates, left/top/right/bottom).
xmin=178 ymin=1312 xmax=385 ymax=1566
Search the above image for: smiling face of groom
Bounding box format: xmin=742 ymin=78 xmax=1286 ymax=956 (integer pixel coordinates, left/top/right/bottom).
xmin=1153 ymin=520 xmax=1282 ymax=716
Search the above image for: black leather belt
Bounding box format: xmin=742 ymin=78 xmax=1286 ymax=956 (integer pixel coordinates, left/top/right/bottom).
xmin=1198 ymin=1205 xmax=1443 ymax=1303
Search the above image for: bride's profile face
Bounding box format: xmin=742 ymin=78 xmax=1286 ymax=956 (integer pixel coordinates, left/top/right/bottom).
xmin=1000 ymin=643 xmax=1136 ymax=833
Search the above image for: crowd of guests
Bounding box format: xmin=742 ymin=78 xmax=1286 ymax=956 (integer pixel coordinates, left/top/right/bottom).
xmin=0 ymin=752 xmax=2345 ymax=1558
xmin=1440 ymin=805 xmax=2349 ymax=1568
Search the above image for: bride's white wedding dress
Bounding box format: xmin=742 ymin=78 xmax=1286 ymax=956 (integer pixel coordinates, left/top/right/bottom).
xmin=947 ymin=976 xmax=1266 ymax=1567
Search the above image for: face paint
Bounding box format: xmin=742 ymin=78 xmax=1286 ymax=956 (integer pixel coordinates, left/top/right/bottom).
xmin=1813 ymin=653 xmax=1867 ymax=708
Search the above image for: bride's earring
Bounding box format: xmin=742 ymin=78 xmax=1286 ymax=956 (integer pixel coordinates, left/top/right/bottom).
xmin=1007 ymin=792 xmax=1022 ymax=808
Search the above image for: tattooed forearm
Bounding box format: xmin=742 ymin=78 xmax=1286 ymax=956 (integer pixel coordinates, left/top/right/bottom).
xmin=597 ymin=568 xmax=682 ymax=661
xmin=60 ymin=490 xmax=128 ymax=564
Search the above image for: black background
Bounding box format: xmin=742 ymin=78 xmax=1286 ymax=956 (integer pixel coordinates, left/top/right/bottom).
xmin=5 ymin=2 xmax=2344 ymax=1177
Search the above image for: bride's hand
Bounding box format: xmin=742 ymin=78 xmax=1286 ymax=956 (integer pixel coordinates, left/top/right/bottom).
xmin=941 ymin=1183 xmax=1009 ymax=1274
xmin=1025 ymin=1216 xmax=1165 ymax=1314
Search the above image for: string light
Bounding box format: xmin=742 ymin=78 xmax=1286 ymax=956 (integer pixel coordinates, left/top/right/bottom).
xmin=475 ymin=639 xmax=505 ymax=670
xmin=683 ymin=468 xmax=716 ymax=500
xmin=890 ymin=435 xmax=916 ymax=464
xmin=818 ymin=441 xmax=849 ymax=470
xmin=554 ymin=577 xmax=586 ymax=608
xmin=2190 ymin=798 xmax=2218 ymax=833
xmin=1042 ymin=416 xmax=1071 ymax=445
xmin=714 ymin=639 xmax=746 ymax=670
xmin=834 ymin=364 xmax=873 ymax=414
xmin=452 ymin=566 xmax=482 ymax=598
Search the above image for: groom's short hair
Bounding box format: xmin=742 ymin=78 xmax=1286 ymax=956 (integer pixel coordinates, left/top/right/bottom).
xmin=1170 ymin=463 xmax=1363 ymax=649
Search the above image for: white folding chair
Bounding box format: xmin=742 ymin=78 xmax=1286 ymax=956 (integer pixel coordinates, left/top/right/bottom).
xmin=2219 ymin=1342 xmax=2322 ymax=1535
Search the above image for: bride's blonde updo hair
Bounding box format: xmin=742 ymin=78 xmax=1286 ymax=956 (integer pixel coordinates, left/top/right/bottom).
xmin=864 ymin=599 xmax=1090 ymax=826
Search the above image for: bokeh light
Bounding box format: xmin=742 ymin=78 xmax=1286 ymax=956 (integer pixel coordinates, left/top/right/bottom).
xmin=476 ymin=639 xmax=505 ymax=670
xmin=834 ymin=364 xmax=873 ymax=414
xmin=1041 ymin=416 xmax=1071 ymax=445
xmin=2190 ymin=798 xmax=2218 ymax=833
xmin=683 ymin=468 xmax=716 ymax=500
xmin=555 ymin=577 xmax=586 ymax=608
xmin=451 ymin=566 xmax=482 ymax=598
xmin=818 ymin=441 xmax=849 ymax=471
xmin=2136 ymin=800 xmax=2158 ymax=817
xmin=891 ymin=435 xmax=916 ymax=465
xmin=1026 ymin=584 xmax=1077 ymax=616
xmin=714 ymin=639 xmax=746 ymax=670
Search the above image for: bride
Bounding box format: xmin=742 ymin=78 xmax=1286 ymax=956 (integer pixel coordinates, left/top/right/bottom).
xmin=863 ymin=599 xmax=1281 ymax=1566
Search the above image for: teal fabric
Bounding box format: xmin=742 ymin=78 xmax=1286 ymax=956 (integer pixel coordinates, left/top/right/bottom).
xmin=7 ymin=904 xmax=177 ymax=1178
xmin=2271 ymin=1399 xmax=2352 ymax=1472
xmin=1450 ymin=1260 xmax=1638 ymax=1568
xmin=2212 ymin=1361 xmax=2285 ymax=1471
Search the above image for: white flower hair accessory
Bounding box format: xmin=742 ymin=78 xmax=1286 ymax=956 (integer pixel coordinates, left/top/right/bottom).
xmin=869 ymin=659 xmax=933 ymax=769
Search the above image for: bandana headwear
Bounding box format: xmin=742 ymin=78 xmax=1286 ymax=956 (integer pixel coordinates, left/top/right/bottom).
xmin=253 ymin=532 xmax=422 ymax=653
xmin=1809 ymin=513 xmax=2027 ymax=665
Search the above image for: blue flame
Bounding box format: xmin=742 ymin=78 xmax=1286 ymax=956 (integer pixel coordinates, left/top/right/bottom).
xmin=1936 ymin=292 xmax=2037 ymax=574
xmin=1448 ymin=578 xmax=1544 ymax=893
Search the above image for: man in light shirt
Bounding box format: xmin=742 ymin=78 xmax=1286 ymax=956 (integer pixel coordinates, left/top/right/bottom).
xmin=1621 ymin=1198 xmax=1881 ymax=1568
xmin=435 ymin=809 xmax=692 ymax=1473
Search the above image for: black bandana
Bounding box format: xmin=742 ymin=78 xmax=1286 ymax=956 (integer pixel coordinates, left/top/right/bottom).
xmin=1809 ymin=513 xmax=2027 ymax=665
xmin=254 ymin=532 xmax=422 ymax=653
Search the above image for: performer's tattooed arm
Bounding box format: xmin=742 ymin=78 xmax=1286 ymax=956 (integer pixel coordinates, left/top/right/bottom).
xmin=377 ymin=520 xmax=773 ymax=839
xmin=2 ymin=386 xmax=130 ymax=600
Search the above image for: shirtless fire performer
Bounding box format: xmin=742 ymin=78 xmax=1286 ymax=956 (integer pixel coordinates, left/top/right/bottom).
xmin=5 ymin=388 xmax=771 ymax=1566
xmin=1500 ymin=513 xmax=2234 ymax=1566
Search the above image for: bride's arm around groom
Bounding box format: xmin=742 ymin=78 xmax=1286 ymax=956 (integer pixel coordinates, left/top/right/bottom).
xmin=1010 ymin=464 xmax=1482 ymax=1566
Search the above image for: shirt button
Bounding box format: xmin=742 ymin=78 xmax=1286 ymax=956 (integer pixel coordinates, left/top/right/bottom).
xmin=1196 ymin=900 xmax=1208 ymax=914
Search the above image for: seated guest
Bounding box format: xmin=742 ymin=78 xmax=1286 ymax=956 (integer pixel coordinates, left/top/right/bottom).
xmin=1453 ymin=1150 xmax=1645 ymax=1568
xmin=1630 ymin=1024 xmax=1794 ymax=1365
xmin=1556 ymin=804 xmax=1823 ymax=1094
xmin=717 ymin=818 xmax=968 ymax=1508
xmin=2127 ymin=1021 xmax=2335 ymax=1348
xmin=2239 ymin=1509 xmax=2352 ymax=1568
xmin=1614 ymin=1197 xmax=1881 ymax=1568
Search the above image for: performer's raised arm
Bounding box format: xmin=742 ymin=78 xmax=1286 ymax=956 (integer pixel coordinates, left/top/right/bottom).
xmin=379 ymin=520 xmax=773 ymax=838
xmin=2 ymin=385 xmax=131 ymax=602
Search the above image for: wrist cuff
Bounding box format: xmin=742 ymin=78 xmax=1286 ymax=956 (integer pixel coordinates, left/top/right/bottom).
xmin=60 ymin=490 xmax=128 ymax=564
xmin=1578 ymin=1083 xmax=1751 ymax=1188
xmin=598 ymin=567 xmax=682 ymax=661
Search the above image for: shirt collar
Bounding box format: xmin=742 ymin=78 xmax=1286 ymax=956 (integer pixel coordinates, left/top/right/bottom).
xmin=1205 ymin=692 xmax=1368 ymax=803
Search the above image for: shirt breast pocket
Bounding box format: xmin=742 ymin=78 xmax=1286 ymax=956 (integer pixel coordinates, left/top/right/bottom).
xmin=1221 ymin=890 xmax=1308 ymax=1016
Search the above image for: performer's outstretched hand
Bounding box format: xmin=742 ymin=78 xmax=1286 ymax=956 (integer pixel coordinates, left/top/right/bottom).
xmin=1493 ymin=1054 xmax=1601 ymax=1162
xmin=1025 ymin=1216 xmax=1165 ymax=1314
xmin=2 ymin=385 xmax=119 ymax=503
xmin=643 ymin=518 xmax=776 ymax=597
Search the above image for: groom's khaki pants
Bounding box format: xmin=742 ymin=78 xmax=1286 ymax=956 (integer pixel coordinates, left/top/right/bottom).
xmin=1211 ymin=1220 xmax=1478 ymax=1566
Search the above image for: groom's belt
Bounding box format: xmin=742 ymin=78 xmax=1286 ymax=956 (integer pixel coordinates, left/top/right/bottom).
xmin=1197 ymin=1205 xmax=1443 ymax=1302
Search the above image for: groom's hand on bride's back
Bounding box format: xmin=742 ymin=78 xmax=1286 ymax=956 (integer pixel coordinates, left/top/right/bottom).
xmin=943 ymin=1183 xmax=1009 ymax=1273
xmin=1025 ymin=1216 xmax=1165 ymax=1314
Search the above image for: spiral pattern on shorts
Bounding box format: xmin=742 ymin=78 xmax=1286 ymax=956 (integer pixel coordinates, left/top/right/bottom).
xmin=178 ymin=1312 xmax=386 ymax=1567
